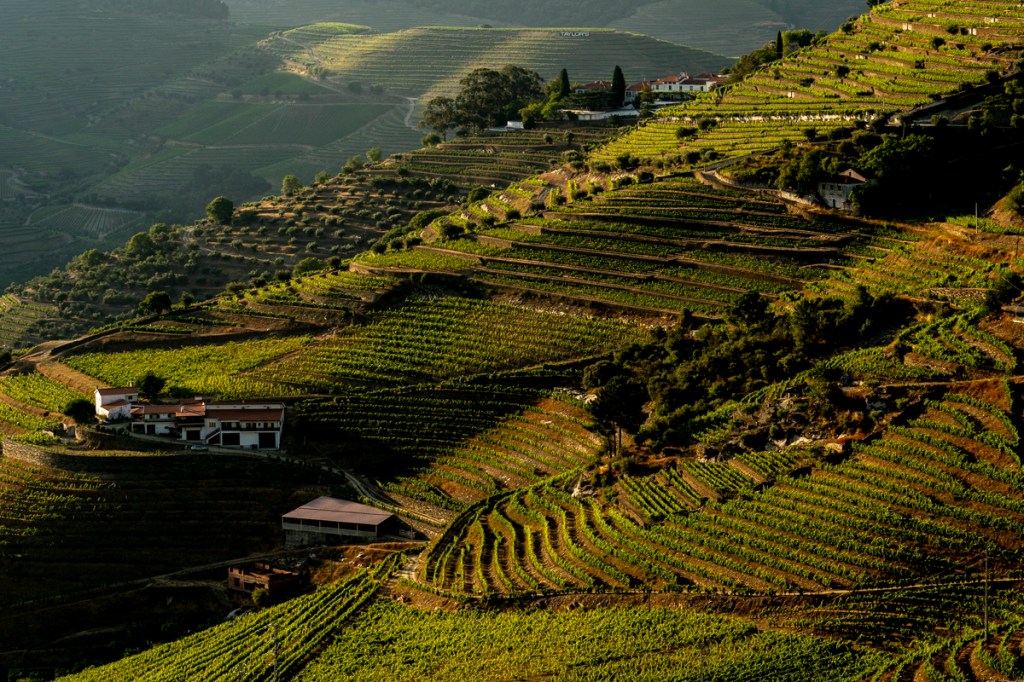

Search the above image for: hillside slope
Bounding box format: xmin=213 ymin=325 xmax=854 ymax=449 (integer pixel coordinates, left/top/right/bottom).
xmin=0 ymin=2 xmax=730 ymax=288
xmin=226 ymin=0 xmax=867 ymax=56
xmin=6 ymin=0 xmax=1024 ymax=678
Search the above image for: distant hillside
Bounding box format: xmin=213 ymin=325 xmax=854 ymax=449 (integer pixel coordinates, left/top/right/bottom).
xmin=610 ymin=0 xmax=869 ymax=57
xmin=88 ymin=0 xmax=230 ymax=18
xmin=0 ymin=0 xmax=732 ymax=289
xmin=265 ymin=26 xmax=732 ymax=102
xmin=226 ymin=0 xmax=866 ymax=56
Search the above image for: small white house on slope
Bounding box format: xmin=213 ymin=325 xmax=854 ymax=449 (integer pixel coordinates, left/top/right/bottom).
xmin=94 ymin=387 xmax=139 ymax=421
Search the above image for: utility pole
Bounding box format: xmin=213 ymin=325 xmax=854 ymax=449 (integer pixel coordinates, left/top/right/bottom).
xmin=976 ymin=202 xmax=980 ymax=237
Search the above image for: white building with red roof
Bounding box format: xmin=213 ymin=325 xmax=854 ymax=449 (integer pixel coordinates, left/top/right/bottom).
xmin=94 ymin=387 xmax=140 ymax=421
xmin=652 ymin=72 xmax=726 ymax=94
xmin=131 ymin=400 xmax=285 ymax=450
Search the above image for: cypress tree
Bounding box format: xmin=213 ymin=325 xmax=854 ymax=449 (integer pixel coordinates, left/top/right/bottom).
xmin=558 ymin=68 xmax=570 ymax=99
xmin=611 ymin=65 xmax=626 ymax=107
xmin=776 ymin=31 xmax=784 ymax=59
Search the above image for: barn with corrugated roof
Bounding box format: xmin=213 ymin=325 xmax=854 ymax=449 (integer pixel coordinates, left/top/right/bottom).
xmin=281 ymin=497 xmax=396 ymax=546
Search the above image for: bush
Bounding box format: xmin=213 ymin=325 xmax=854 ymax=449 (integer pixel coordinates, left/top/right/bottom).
xmin=1006 ymin=183 xmax=1024 ymax=216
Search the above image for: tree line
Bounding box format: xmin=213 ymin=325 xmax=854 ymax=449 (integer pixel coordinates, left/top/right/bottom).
xmin=421 ymin=64 xmax=629 ymax=138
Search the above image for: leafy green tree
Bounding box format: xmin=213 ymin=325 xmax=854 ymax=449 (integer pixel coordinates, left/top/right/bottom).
xmin=139 ymin=290 xmax=172 ymax=315
xmin=281 ymin=175 xmax=302 ymax=196
xmin=65 ymin=398 xmax=96 ymax=424
xmin=421 ymin=96 xmax=460 ymax=139
xmin=77 ymin=249 xmax=108 ymax=269
xmin=590 ymin=375 xmax=647 ymax=453
xmin=136 ymin=372 xmax=166 ymax=401
xmin=726 ymin=291 xmax=771 ymax=330
xmin=125 ymin=231 xmax=154 ymax=257
xmin=293 ymin=257 xmax=326 ymax=276
xmin=610 ymin=65 xmax=626 ymax=107
xmin=343 ymin=154 xmax=365 ymax=173
xmin=1005 ymin=183 xmax=1024 ymax=216
xmin=205 ymin=195 xmax=233 ymax=224
xmin=252 ymin=587 xmax=270 ymax=608
xmin=454 ymin=66 xmax=543 ymax=130
xmin=366 ymin=147 xmax=383 ymax=163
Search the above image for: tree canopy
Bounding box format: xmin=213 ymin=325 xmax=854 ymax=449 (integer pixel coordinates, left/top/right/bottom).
xmin=421 ymin=66 xmax=544 ymax=133
xmin=138 ymin=290 xmax=173 ymax=315
xmin=205 ymin=196 xmax=233 ymax=225
xmin=136 ymin=372 xmax=166 ymax=401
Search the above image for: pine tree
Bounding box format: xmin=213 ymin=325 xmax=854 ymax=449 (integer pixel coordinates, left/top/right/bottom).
xmin=776 ymin=31 xmax=784 ymax=59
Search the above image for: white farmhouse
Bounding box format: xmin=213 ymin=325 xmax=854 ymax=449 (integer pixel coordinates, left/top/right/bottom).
xmin=94 ymin=387 xmax=139 ymax=421
xmin=651 ymin=72 xmax=725 ymax=94
xmin=818 ymin=169 xmax=868 ymax=211
xmin=131 ymin=400 xmax=285 ymax=450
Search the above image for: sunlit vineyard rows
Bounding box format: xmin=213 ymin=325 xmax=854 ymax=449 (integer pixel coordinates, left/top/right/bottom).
xmin=421 ymin=380 xmax=1024 ymax=596
xmin=60 ymin=554 xmax=403 ymax=682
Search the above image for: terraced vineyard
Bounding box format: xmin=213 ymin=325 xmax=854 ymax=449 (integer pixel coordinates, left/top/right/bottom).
xmin=0 ymin=371 xmax=86 ymax=415
xmin=419 ymin=378 xmax=1024 ymax=596
xmin=265 ymin=26 xmax=731 ymax=102
xmin=251 ymin=296 xmax=644 ymax=391
xmin=358 ymin=175 xmax=899 ymax=317
xmin=300 ymin=388 xmax=603 ymax=519
xmin=0 ymin=294 xmax=58 ymax=349
xmin=60 ymin=553 xmax=404 ymax=682
xmin=297 ymin=598 xmax=894 ymax=681
xmin=63 ymin=335 xmax=314 ymax=399
xmin=596 ymin=0 xmax=1024 ymax=165
xmin=8 ymin=1 xmax=1024 ymax=678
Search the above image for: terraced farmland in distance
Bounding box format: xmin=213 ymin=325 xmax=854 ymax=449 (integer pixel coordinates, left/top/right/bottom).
xmin=609 ymin=0 xmax=869 ymax=57
xmin=356 ymin=174 xmax=902 ymax=318
xmin=596 ymin=0 xmax=1024 ymax=165
xmin=256 ymin=103 xmax=424 ymax=182
xmin=266 ymin=26 xmax=732 ymax=103
xmin=227 ymin=0 xmax=483 ymax=31
xmin=0 ymin=295 xmax=59 ymax=350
